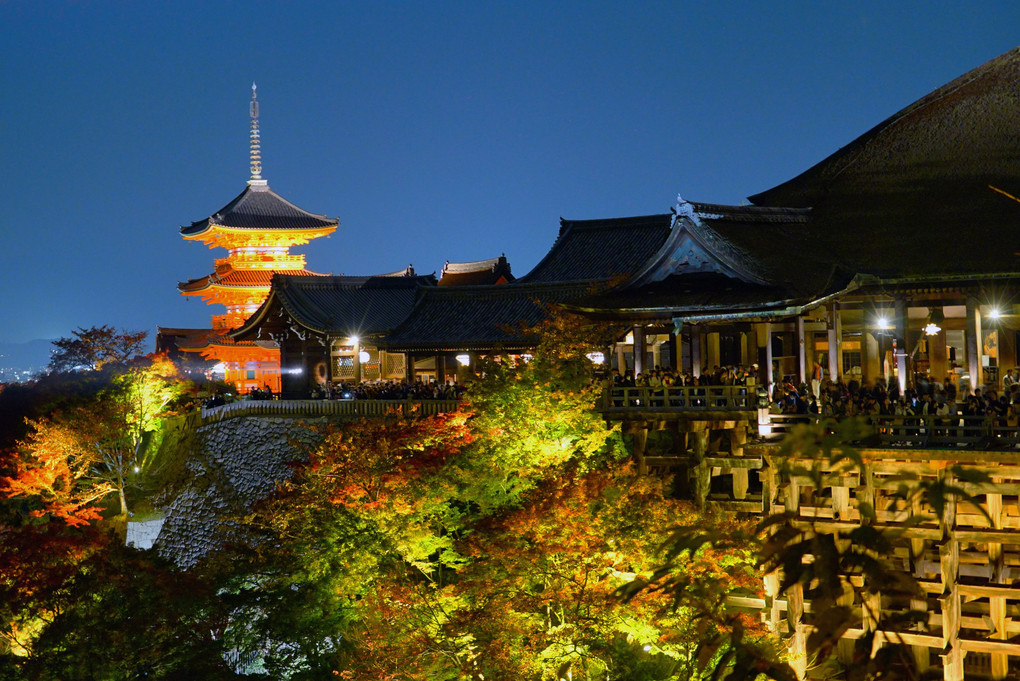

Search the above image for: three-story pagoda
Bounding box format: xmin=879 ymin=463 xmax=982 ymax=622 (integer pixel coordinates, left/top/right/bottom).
xmin=176 ymin=84 xmax=337 ymax=393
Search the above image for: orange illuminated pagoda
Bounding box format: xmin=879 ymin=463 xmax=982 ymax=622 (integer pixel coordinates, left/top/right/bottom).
xmin=176 ymin=84 xmax=338 ymax=393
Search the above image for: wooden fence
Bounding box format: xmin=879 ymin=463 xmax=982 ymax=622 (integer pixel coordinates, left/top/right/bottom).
xmin=601 ymin=385 xmax=754 ymax=412
xmin=199 ymin=399 xmax=461 ymax=424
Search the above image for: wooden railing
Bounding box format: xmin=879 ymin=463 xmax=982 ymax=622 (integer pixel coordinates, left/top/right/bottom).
xmin=200 ymin=399 xmax=460 ymax=424
xmin=761 ymin=413 xmax=1020 ymax=449
xmin=601 ymin=385 xmax=753 ymax=412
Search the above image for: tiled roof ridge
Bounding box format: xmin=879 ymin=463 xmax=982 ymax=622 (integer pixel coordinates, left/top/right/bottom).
xmin=273 ymin=273 xmax=436 ymax=290
xmin=690 ymin=202 xmax=811 ymax=223
xmin=420 ymin=280 xmax=593 ymax=300
xmin=442 ymin=254 xmax=507 ymax=275
xmin=557 ymin=213 xmax=671 ymax=235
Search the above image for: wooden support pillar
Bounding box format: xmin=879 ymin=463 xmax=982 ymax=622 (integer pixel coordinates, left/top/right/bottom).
xmin=406 ymin=352 xmax=416 ymax=381
xmin=756 ymin=321 xmax=772 ymax=389
xmin=987 ymin=482 xmax=1008 ymax=679
xmin=691 ymin=325 xmax=703 ymax=378
xmin=966 ymin=296 xmax=982 ymax=392
xmin=689 ymin=424 xmax=710 ymax=507
xmin=633 ymin=325 xmax=646 ymax=376
xmin=630 ymin=422 xmax=648 ymax=476
xmin=939 ymin=469 xmax=964 ymax=681
xmin=796 ymin=316 xmax=807 ymax=386
xmin=894 ymin=298 xmax=908 ymax=394
xmin=615 ymin=343 xmax=627 ymax=374
xmin=729 ymin=427 xmax=748 ymax=499
xmin=651 ymin=339 xmax=662 ymax=370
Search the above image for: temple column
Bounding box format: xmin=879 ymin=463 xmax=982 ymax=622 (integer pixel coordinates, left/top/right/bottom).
xmin=796 ymin=316 xmax=807 ymax=386
xmin=669 ymin=328 xmax=681 ymax=371
xmin=616 ymin=343 xmax=627 ymax=375
xmin=827 ymin=303 xmax=842 ymax=382
xmin=325 ymin=337 xmax=334 ymax=385
xmin=706 ymin=332 xmax=720 ymax=372
xmin=652 ymin=338 xmax=662 ymax=370
xmin=633 ymin=325 xmax=646 ymax=376
xmin=406 ymin=352 xmax=416 ymax=382
xmin=863 ymin=332 xmax=880 ymax=386
xmin=930 ymin=327 xmax=948 ymax=383
xmin=756 ymin=322 xmax=772 ymax=390
xmin=742 ymin=328 xmax=755 ymax=367
xmin=690 ymin=325 xmax=702 ymax=378
xmin=353 ymin=339 xmax=362 ymax=384
xmin=436 ymin=354 xmax=447 ymax=385
xmin=966 ymin=296 xmax=982 ymax=392
xmin=893 ymin=299 xmax=907 ymax=393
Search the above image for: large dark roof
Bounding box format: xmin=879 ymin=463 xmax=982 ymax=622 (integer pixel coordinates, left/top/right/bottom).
xmin=181 ymin=183 xmax=338 ymax=235
xmin=380 ymin=282 xmax=594 ymax=352
xmin=518 ymin=214 xmax=672 ymax=283
xmin=569 ymin=203 xmax=853 ymax=319
xmin=233 ymin=273 xmax=437 ymax=340
xmin=749 ymin=46 xmax=1020 ymax=278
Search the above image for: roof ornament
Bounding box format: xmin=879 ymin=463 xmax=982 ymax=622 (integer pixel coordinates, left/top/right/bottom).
xmin=671 ymin=194 xmax=702 ymax=228
xmin=248 ymin=83 xmax=267 ymax=187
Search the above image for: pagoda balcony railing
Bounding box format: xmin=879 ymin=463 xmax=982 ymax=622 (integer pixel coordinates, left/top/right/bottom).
xmin=600 ymin=385 xmax=753 ymax=412
xmin=199 ymin=398 xmax=460 ymax=425
xmin=214 ymin=254 xmax=306 ymax=269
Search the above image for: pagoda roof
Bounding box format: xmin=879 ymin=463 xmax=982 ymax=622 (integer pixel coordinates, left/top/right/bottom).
xmin=181 ymin=183 xmax=338 ymax=236
xmin=233 ymin=272 xmax=438 ymax=341
xmin=517 ymin=214 xmax=672 ymax=283
xmin=748 ymin=45 xmax=1020 ymax=279
xmin=178 ymin=266 xmax=320 ymax=293
xmin=379 ymin=281 xmax=594 ymax=353
xmin=438 ymin=255 xmax=514 ymax=286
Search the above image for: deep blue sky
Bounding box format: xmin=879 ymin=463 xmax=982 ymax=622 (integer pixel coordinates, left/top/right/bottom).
xmin=1 ymin=2 xmax=1017 ymax=345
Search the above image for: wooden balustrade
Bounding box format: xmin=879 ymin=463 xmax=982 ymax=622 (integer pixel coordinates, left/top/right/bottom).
xmin=199 ymin=398 xmax=460 ymax=425
xmin=601 ymin=385 xmax=753 ymax=412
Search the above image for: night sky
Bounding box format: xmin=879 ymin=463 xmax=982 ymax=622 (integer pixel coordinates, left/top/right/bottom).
xmin=1 ymin=2 xmax=1017 ymax=345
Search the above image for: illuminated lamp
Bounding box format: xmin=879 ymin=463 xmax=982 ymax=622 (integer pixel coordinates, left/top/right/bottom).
xmin=876 ymin=316 xmax=890 ymax=330
xmin=586 ymin=351 xmax=605 ymax=364
xmin=521 ymin=354 xmax=533 ymax=363
xmin=358 ymin=350 xmax=371 ymax=364
xmin=924 ymin=308 xmax=945 ymax=336
xmin=989 ymin=308 xmax=1002 ymax=320
xmin=349 ymin=335 xmax=360 ymax=345
xmin=756 ymin=385 xmax=772 ymax=437
xmin=455 ymin=354 xmax=471 ymax=366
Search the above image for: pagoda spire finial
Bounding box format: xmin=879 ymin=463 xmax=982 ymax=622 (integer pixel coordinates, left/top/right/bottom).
xmin=248 ymin=82 xmax=266 ymax=185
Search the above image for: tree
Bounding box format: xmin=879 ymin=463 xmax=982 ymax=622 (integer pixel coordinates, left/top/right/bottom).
xmin=1 ymin=354 xmax=186 ymax=520
xmin=209 ymin=310 xmax=762 ymax=680
xmin=48 ymin=325 xmax=147 ymax=373
xmin=0 ymin=523 xmax=237 ymax=680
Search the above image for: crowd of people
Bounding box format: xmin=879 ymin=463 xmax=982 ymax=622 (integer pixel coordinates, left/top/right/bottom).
xmin=610 ymin=363 xmax=1020 ymax=426
xmin=310 ymin=379 xmax=464 ymax=401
